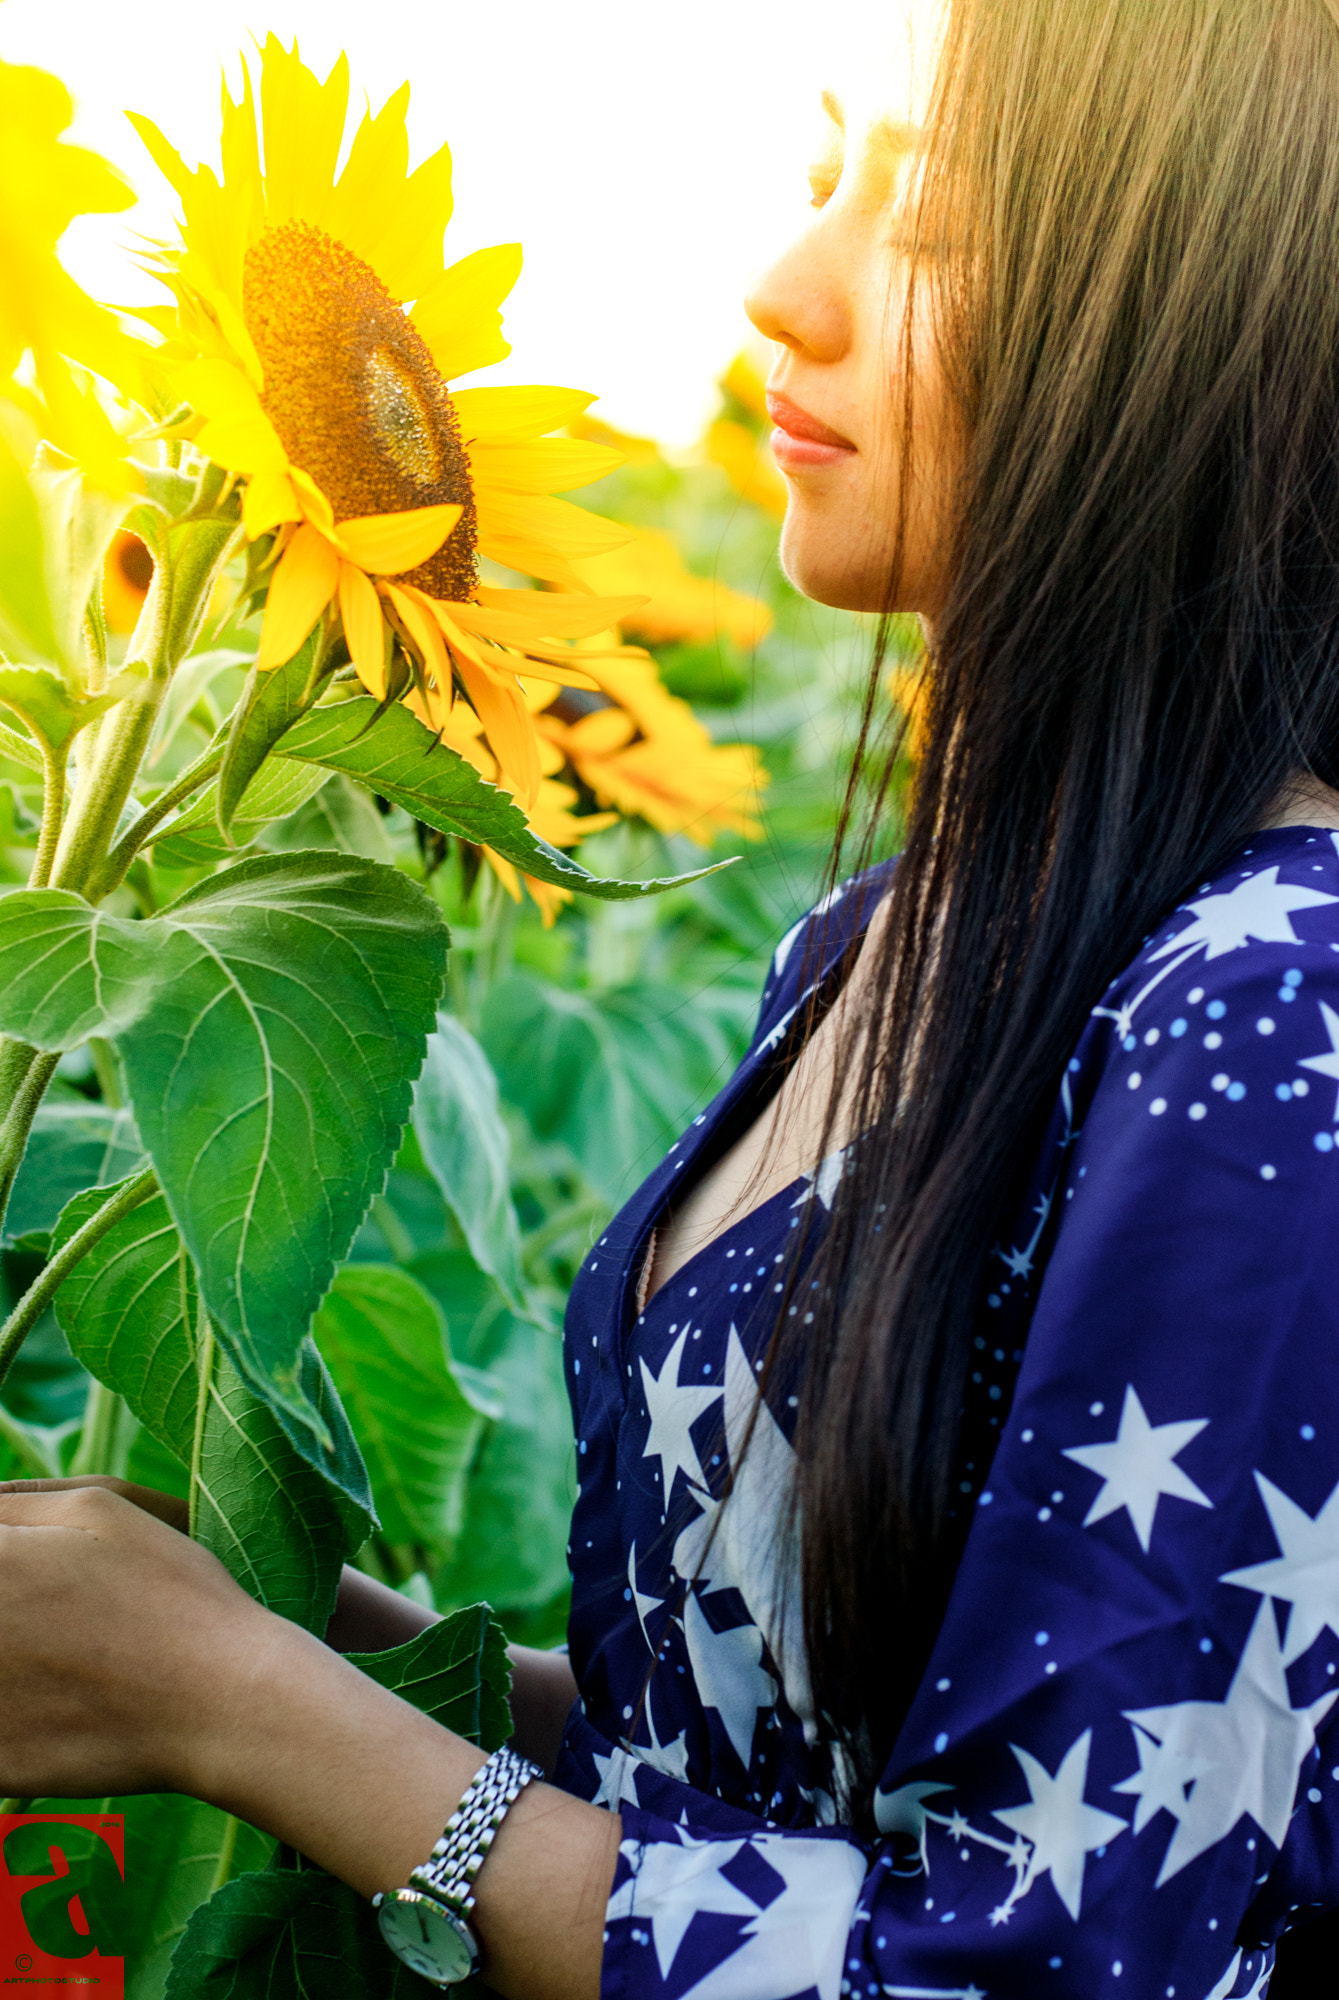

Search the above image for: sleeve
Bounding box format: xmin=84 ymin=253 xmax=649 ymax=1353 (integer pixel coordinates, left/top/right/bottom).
xmin=597 ymin=941 xmax=1339 ymax=2000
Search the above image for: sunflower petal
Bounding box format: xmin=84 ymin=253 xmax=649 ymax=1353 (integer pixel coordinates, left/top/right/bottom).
xmin=338 ymin=562 xmax=388 ymax=699
xmin=372 ymin=133 xmax=456 ymax=302
xmin=474 ymin=492 xmax=634 ymax=583
xmin=452 ymin=655 xmax=542 ymax=808
xmin=471 ymin=586 xmax=650 ymax=639
xmin=386 ymin=582 xmax=451 ymax=689
xmin=256 ymin=523 xmax=339 ymax=669
xmin=411 ymin=243 xmax=522 ymax=381
xmin=333 ymin=504 xmax=462 ymax=574
xmin=258 ymin=36 xmax=348 ymax=229
xmin=467 ymin=437 xmax=625 ymax=496
xmin=243 ymin=466 xmax=302 ymax=537
xmin=451 ymin=384 xmax=594 ymax=444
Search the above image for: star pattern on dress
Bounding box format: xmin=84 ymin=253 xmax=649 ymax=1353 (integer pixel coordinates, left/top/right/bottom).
xmin=627 ymin=1540 xmax=663 ymax=1654
xmin=1149 ymin=865 xmax=1339 ymax=963
xmin=640 ymin=1328 xmax=723 ymax=1510
xmin=592 ymin=1743 xmax=643 ymax=1810
xmin=1062 ymin=1383 xmax=1212 ymax=1552
xmin=1123 ymin=1601 xmax=1338 ymax=1883
xmin=682 ymin=1588 xmax=777 ymax=1770
xmin=606 ymin=1828 xmax=866 ymax=2000
xmin=635 ymin=1692 xmax=691 ymax=1784
xmin=1219 ymin=1470 xmax=1339 ymax=1665
xmin=1298 ymin=999 xmax=1339 ymax=1123
xmin=1204 ymin=1950 xmax=1272 ymax=2000
xmin=991 ymin=1730 xmax=1127 ymax=1922
xmin=1113 ymin=1723 xmax=1214 ymax=1834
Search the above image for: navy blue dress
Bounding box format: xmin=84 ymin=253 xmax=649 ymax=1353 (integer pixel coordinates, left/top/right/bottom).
xmin=553 ymin=823 xmax=1339 ymax=2000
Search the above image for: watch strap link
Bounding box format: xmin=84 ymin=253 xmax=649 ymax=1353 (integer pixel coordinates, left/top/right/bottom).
xmin=411 ymin=1745 xmax=544 ymax=1916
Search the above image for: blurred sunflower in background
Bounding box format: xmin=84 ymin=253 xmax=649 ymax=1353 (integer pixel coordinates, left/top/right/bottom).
xmin=130 ymin=37 xmax=649 ymax=804
xmin=0 ymin=52 xmax=149 ymax=493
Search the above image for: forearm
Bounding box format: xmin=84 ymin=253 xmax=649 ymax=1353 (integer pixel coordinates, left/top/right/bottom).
xmin=193 ymin=1613 xmax=617 ymax=2000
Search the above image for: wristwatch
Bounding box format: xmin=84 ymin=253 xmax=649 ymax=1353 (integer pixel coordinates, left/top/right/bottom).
xmin=374 ymin=1745 xmax=544 ymax=1986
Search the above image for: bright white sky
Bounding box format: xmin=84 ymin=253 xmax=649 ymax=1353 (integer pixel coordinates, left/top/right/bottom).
xmin=1 ymin=0 xmax=938 ymax=444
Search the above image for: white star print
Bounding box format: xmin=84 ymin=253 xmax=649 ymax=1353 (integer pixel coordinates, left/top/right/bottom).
xmin=592 ymin=1744 xmax=643 ymax=1810
xmin=682 ymin=1588 xmax=777 ymax=1770
xmin=635 ymin=1693 xmax=691 ymax=1784
xmin=1124 ymin=1601 xmax=1337 ymax=1882
xmin=672 ymin=1326 xmax=813 ymax=1735
xmin=627 ymin=1541 xmax=663 ymax=1654
xmin=1203 ymin=1951 xmax=1272 ymax=2000
xmin=873 ymin=1779 xmax=955 ymax=1870
xmin=1113 ymin=1722 xmax=1214 ymax=1834
xmin=1062 ymin=1383 xmax=1212 ymax=1552
xmin=1149 ymin=865 xmax=1338 ymax=963
xmin=1298 ymin=999 xmax=1339 ymax=1122
xmin=607 ymin=1827 xmax=865 ymax=2000
xmin=640 ymin=1327 xmax=723 ymax=1510
xmin=991 ymin=1730 xmax=1127 ymax=1921
xmin=1220 ymin=1470 xmax=1339 ymax=1664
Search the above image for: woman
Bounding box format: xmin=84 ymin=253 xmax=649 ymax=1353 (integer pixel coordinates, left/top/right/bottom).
xmin=5 ymin=0 xmax=1339 ymax=1991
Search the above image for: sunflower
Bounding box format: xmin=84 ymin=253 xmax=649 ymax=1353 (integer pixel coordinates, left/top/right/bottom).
xmin=130 ymin=38 xmax=645 ymax=805
xmin=703 ymin=348 xmax=788 ymax=521
xmin=0 ymin=56 xmax=149 ymax=492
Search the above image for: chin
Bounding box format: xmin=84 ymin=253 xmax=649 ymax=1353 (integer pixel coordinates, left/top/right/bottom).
xmin=779 ymin=515 xmax=888 ymax=612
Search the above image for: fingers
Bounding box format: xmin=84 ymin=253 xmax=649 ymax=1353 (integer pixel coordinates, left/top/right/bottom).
xmin=0 ymin=1475 xmax=190 ymax=1533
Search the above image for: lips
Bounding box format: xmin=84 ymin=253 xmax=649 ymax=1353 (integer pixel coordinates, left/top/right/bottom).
xmin=765 ymin=390 xmax=856 ymax=471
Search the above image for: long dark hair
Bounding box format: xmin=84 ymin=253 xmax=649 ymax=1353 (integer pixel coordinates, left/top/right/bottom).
xmin=783 ymin=0 xmax=1339 ymax=1825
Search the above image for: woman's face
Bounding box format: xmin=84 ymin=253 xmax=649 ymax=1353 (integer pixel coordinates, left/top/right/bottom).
xmin=745 ymin=95 xmax=955 ymax=618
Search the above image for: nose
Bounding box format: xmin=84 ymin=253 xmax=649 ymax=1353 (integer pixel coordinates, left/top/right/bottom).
xmin=744 ymin=214 xmax=853 ymax=365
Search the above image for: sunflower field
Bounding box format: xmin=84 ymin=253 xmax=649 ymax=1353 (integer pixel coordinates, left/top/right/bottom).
xmin=0 ymin=34 xmax=917 ymax=1992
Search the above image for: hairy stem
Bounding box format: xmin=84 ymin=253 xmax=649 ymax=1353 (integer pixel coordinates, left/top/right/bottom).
xmin=69 ymin=1378 xmax=138 ymax=1479
xmin=0 ymin=1403 xmax=63 ymax=1479
xmin=27 ymin=745 xmax=69 ymax=891
xmin=0 ymin=1046 xmax=61 ymax=1240
xmin=188 ymin=1305 xmax=216 ymax=1543
xmin=92 ymin=738 xmax=227 ymax=899
xmin=0 ymin=1168 xmax=157 ymax=1389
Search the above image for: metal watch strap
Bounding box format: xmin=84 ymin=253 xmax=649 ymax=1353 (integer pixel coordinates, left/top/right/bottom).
xmin=410 ymin=1746 xmax=544 ymax=1916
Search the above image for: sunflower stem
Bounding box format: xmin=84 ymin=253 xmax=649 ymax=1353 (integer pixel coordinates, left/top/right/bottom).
xmin=0 ymin=1168 xmax=157 ymax=1390
xmin=27 ymin=744 xmax=69 ymax=891
xmin=0 ymin=1044 xmax=61 ymax=1243
xmin=48 ymin=518 xmax=238 ymax=900
xmin=188 ymin=1303 xmax=216 ymax=1543
xmin=94 ymin=739 xmax=228 ymax=897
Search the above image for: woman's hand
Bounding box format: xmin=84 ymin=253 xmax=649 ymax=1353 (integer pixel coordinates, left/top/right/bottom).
xmin=0 ymin=1482 xmax=269 ymax=1800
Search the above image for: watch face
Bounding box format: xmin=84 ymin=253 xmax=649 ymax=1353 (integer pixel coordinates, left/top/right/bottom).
xmin=377 ymin=1889 xmax=479 ymax=1986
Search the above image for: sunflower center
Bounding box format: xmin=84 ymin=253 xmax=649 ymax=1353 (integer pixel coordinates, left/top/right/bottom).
xmin=243 ymin=218 xmax=477 ymax=600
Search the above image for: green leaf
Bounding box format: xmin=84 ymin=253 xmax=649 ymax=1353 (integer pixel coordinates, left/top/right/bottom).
xmin=6 ymin=1098 xmax=144 ymax=1237
xmin=0 ymin=424 xmax=60 ymax=665
xmin=0 ymin=852 xmax=449 ymax=1449
xmin=50 ymin=1183 xmax=375 ymax=1629
xmin=413 ymin=1014 xmax=525 ymax=1307
xmin=14 ymin=1795 xmax=273 ymax=2000
xmin=152 ymin=755 xmax=331 ymax=869
xmin=217 ymin=636 xmax=329 ymax=836
xmin=277 ymin=692 xmax=732 ymax=900
xmin=0 ymin=664 xmax=114 ymax=757
xmin=479 ymin=974 xmax=740 ymax=1203
xmin=146 ymin=648 xmax=251 ymax=775
xmin=261 ymin=772 xmax=395 ymax=863
xmin=0 ymin=1398 xmax=70 ymax=1476
xmin=347 ymin=1601 xmax=512 ymax=1751
xmin=438 ymin=1319 xmax=575 ymax=1615
xmin=164 ymin=1870 xmax=441 ymax=2000
xmin=312 ymin=1264 xmax=492 ymax=1550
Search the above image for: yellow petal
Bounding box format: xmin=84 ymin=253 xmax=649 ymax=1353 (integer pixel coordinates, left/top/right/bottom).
xmin=256 ymin=523 xmax=339 ymax=669
xmin=482 ymin=848 xmax=524 ymax=903
xmin=451 ymin=384 xmax=594 ymax=444
xmin=474 ymin=492 xmax=634 ymax=584
xmin=258 ymin=37 xmax=349 ymax=229
xmin=338 ymin=562 xmax=387 ymax=698
xmin=411 ymin=243 xmax=522 ymax=381
xmin=455 ymin=591 xmax=643 ymax=645
xmin=386 ymin=582 xmax=451 ymax=688
xmin=453 ymin=655 xmax=542 ymax=808
xmin=467 ymin=436 xmax=625 ymax=495
xmin=290 ymin=467 xmax=336 ymax=538
xmin=243 ymin=465 xmax=301 ymax=537
xmin=332 ymin=504 xmax=462 ymax=574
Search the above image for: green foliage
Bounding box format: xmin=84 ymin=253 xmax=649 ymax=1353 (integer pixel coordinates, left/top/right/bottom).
xmin=164 ymin=1869 xmax=437 ymax=2000
xmin=346 ymin=1601 xmax=512 ymax=1751
xmin=414 ymin=1014 xmax=525 ymax=1306
xmin=278 ymin=692 xmax=731 ymax=900
xmin=217 ymin=641 xmax=330 ymax=836
xmin=0 ymin=852 xmax=450 ymax=1448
